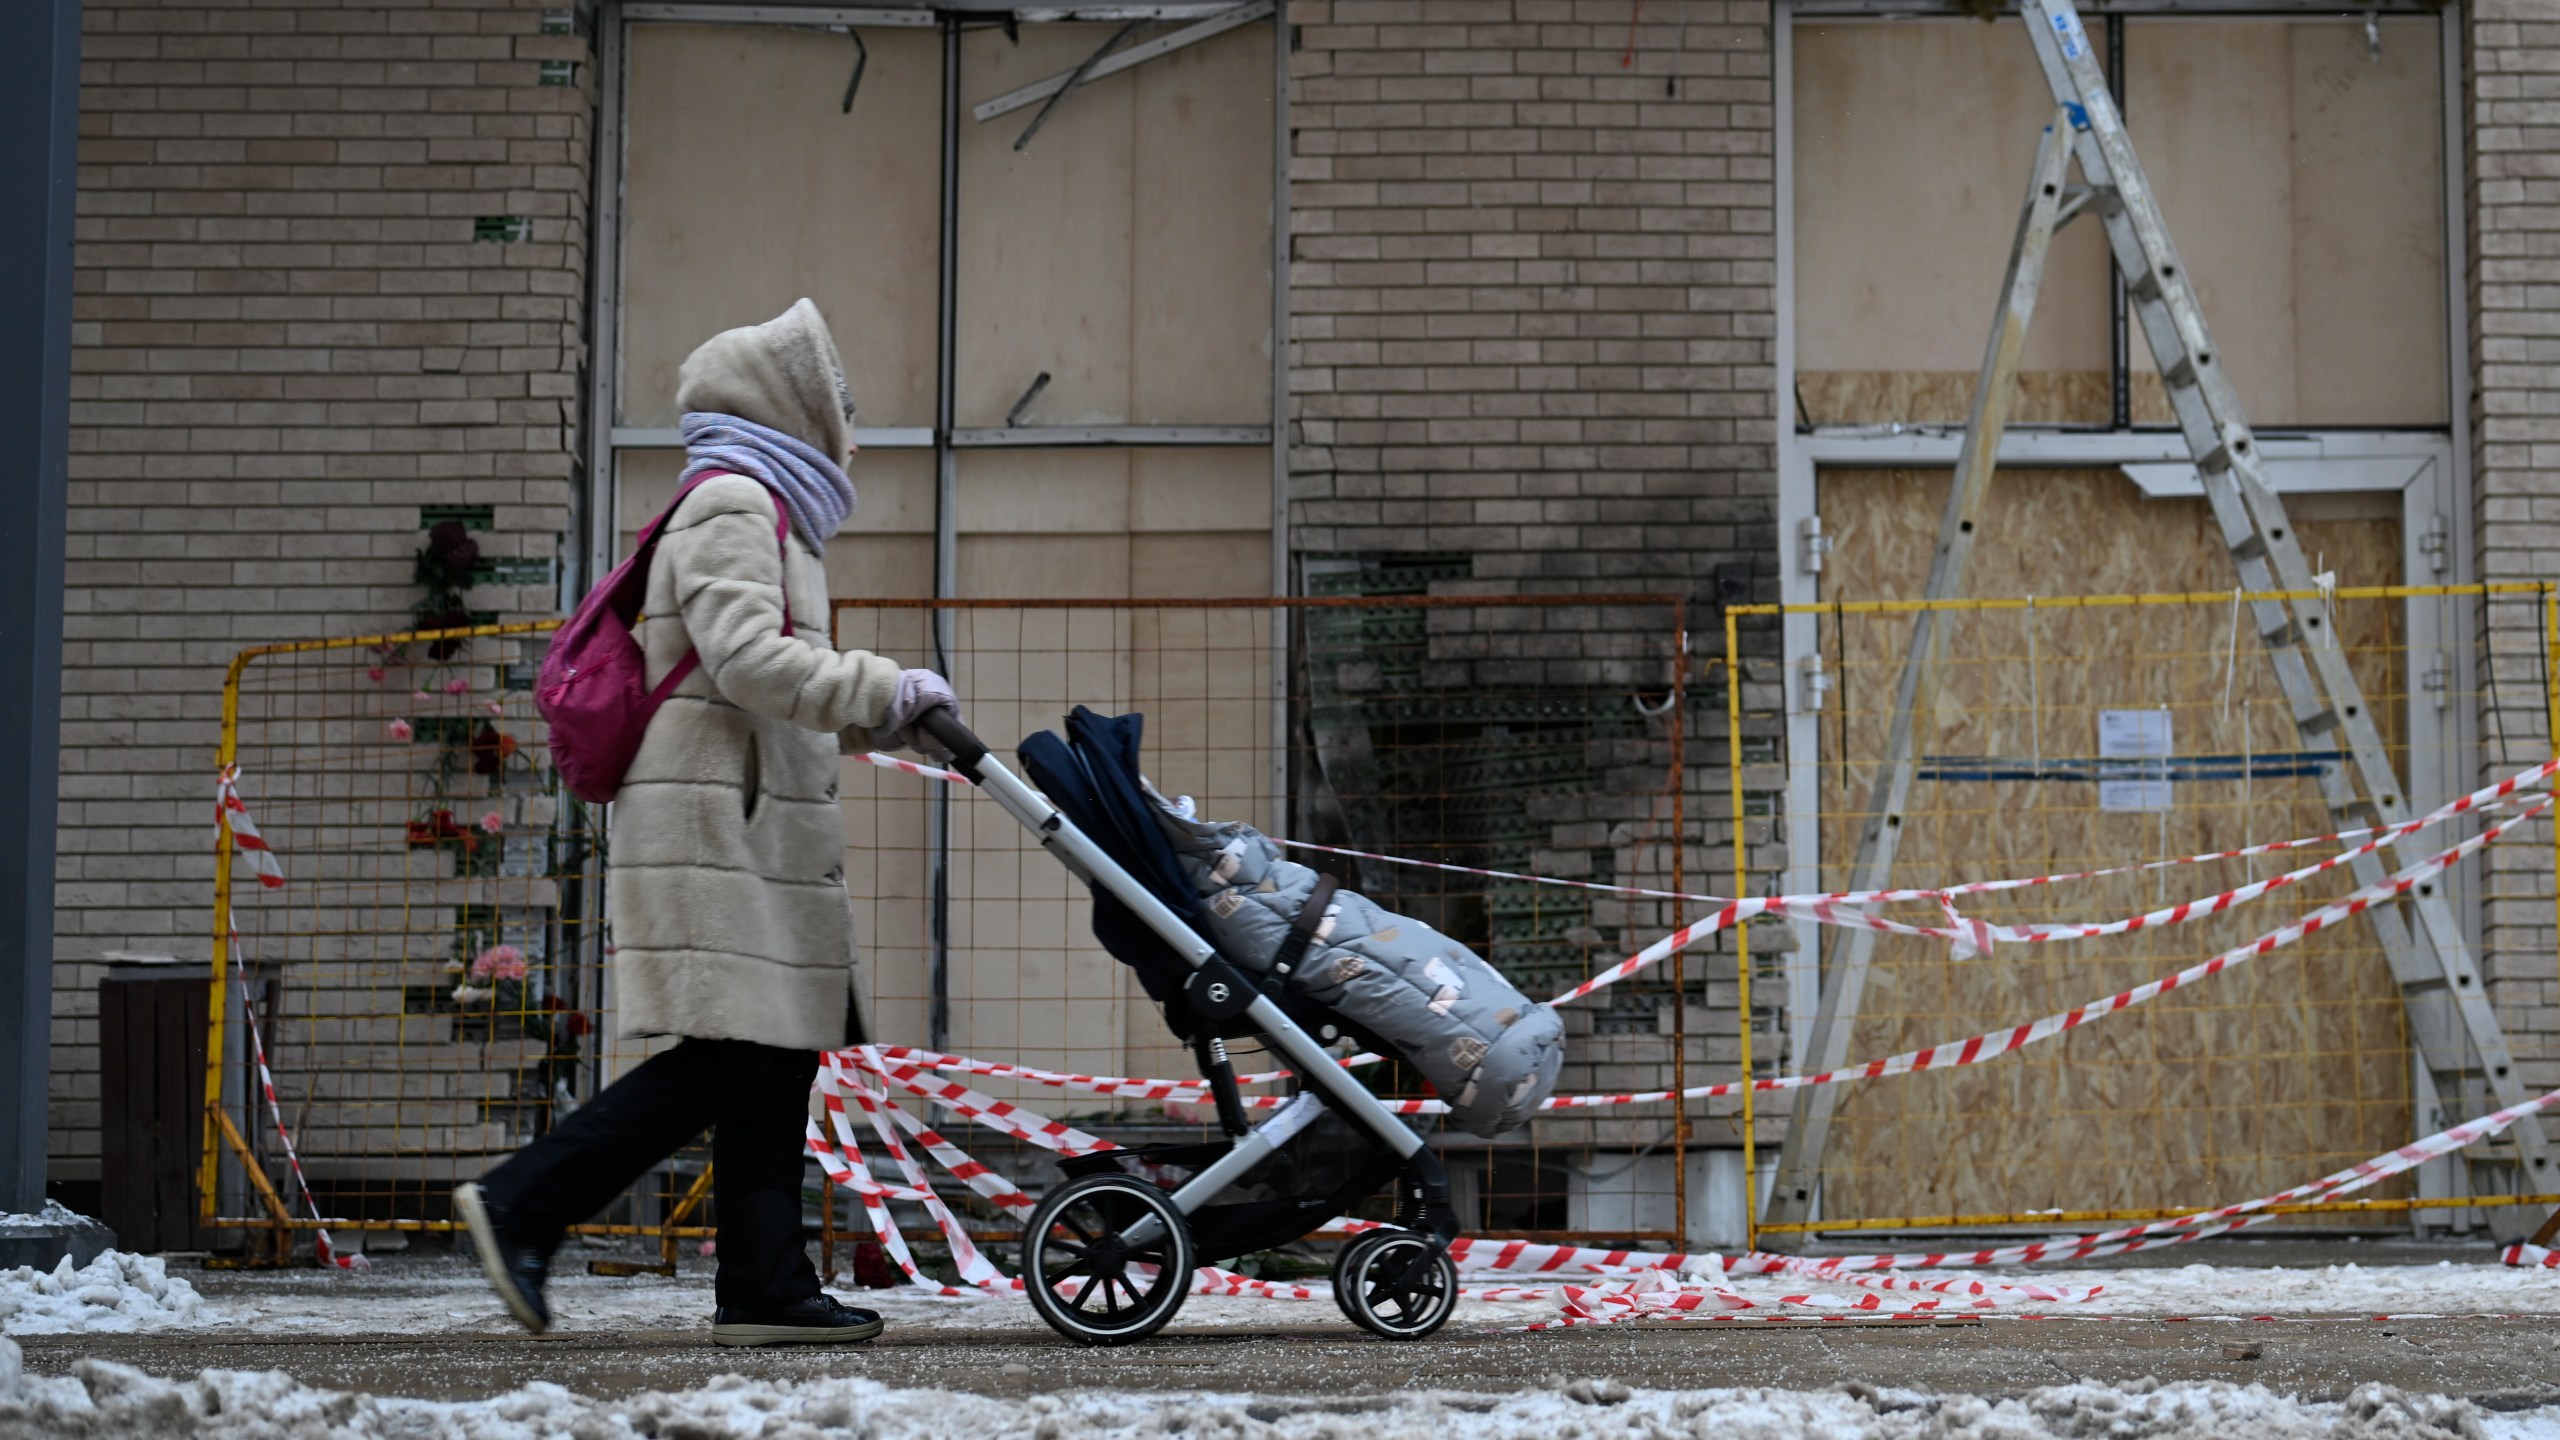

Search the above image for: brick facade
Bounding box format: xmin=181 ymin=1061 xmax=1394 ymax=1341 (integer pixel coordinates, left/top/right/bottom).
xmin=2466 ymin=7 xmax=2560 ymax=1104
xmin=1281 ymin=0 xmax=1781 ymax=1171
xmin=41 ymin=0 xmax=2557 ymax=1221
xmin=1282 ymin=0 xmax=1776 ymax=596
xmin=51 ymin=0 xmax=591 ymax=1181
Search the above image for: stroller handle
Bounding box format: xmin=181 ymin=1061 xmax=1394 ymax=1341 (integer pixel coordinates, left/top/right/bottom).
xmin=914 ymin=702 xmax=988 ymax=775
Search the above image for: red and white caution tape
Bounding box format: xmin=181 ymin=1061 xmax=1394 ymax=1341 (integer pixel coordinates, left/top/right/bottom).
xmin=873 ymin=787 xmax=2545 ymax=1121
xmin=213 ymin=772 xmax=363 ymax=1269
xmin=1146 ymin=793 xmax=2557 ymax=1119
xmin=216 ymin=766 xmax=285 ymax=889
xmin=808 ymin=1056 xmax=980 ymax=1296
xmin=2503 ymin=1242 xmax=2557 ymax=1270
xmin=852 ymin=751 xmax=971 ymax=784
xmin=1445 ymin=1080 xmax=2560 ymax=1281
xmin=1277 ymin=757 xmax=2557 ymax=913
xmin=856 ymin=1047 xmax=1122 ymax=1158
xmin=224 ymin=925 xmax=364 ymax=1271
xmin=1543 ymin=791 xmax=2547 ymax=1011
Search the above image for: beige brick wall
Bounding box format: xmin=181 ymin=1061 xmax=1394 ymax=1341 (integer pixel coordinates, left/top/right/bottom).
xmin=2466 ymin=5 xmax=2560 ymax=1103
xmin=1284 ymin=0 xmax=1776 ymax=591
xmin=53 ymin=0 xmax=591 ymax=1179
xmin=1282 ymin=0 xmax=1780 ymax=1108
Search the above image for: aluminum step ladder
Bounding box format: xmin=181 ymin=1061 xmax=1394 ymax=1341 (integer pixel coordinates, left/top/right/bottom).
xmin=1763 ymin=0 xmax=2554 ymax=1241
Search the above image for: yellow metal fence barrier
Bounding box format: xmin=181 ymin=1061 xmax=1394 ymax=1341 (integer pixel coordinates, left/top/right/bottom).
xmin=205 ymin=593 xmax=1705 ymax=1255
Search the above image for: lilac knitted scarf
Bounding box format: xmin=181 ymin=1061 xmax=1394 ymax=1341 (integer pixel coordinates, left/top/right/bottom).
xmin=678 ymin=412 xmax=857 ymax=547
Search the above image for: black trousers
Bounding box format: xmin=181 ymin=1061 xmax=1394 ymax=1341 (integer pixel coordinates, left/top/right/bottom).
xmin=476 ymin=1037 xmax=821 ymax=1311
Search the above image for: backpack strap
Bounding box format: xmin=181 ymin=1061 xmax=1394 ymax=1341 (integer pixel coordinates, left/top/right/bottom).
xmin=639 ymin=471 xmax=803 ymax=703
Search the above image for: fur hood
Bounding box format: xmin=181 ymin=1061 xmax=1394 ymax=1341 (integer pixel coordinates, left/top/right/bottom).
xmin=676 ymin=297 xmax=854 ymax=462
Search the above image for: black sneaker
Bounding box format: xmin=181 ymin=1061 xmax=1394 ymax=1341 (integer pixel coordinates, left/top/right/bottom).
xmin=453 ymin=1181 xmax=552 ymax=1334
xmin=711 ymin=1292 xmax=886 ymax=1347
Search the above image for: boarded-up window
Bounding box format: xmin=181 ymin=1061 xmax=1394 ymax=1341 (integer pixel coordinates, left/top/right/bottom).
xmin=623 ymin=24 xmax=944 ymax=431
xmin=1793 ymin=18 xmax=2446 ymax=428
xmin=615 ymin=18 xmax=1276 ymax=1083
xmin=957 ymin=24 xmax=1274 ymax=428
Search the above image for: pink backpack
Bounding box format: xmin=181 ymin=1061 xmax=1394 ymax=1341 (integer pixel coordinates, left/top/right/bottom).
xmin=538 ymin=473 xmax=792 ymax=804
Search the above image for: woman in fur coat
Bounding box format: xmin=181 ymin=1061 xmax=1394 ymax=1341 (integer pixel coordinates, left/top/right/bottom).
xmin=456 ymin=299 xmax=953 ymax=1347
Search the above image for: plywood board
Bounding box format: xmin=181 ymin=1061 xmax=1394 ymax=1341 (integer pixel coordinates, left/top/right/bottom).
xmin=1812 ymin=468 xmax=2410 ymax=1223
xmin=1794 ymin=19 xmax=2447 ymax=429
xmin=622 ymin=25 xmax=942 ymax=429
xmin=2282 ymin=18 xmax=2445 ymax=425
xmin=1791 ymin=22 xmax=2112 ymax=386
xmin=956 ymin=23 xmax=1272 ymax=428
xmin=958 ymin=25 xmax=1135 ymax=429
xmin=2125 ymin=19 xmax=2445 ymax=427
xmin=1130 ymin=24 xmax=1275 ymax=424
xmin=1795 ymin=371 xmax=2112 ymax=429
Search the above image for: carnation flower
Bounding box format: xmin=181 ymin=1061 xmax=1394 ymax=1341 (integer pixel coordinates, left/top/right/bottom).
xmin=451 ymin=984 xmax=492 ymax=1004
xmin=366 ymin=667 xmax=386 ymax=683
xmin=471 ymin=944 xmax=527 ymax=982
xmin=484 ymin=701 xmax=504 ymax=717
xmin=444 ymin=676 xmax=471 ymax=695
xmin=479 ymin=811 xmax=505 ymax=835
xmin=385 ymin=719 xmax=414 ymax=742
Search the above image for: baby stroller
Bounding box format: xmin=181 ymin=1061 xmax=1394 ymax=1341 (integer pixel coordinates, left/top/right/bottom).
xmin=914 ymin=704 xmax=1480 ymax=1346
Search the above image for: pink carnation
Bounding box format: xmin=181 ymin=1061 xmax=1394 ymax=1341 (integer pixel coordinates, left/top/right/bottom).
xmin=444 ymin=676 xmax=471 ymax=695
xmin=385 ymin=718 xmax=414 ymax=742
xmin=479 ymin=811 xmax=504 ymax=835
xmin=483 ymin=701 xmax=504 ymax=717
xmin=366 ymin=667 xmax=386 ymax=683
xmin=413 ymin=689 xmax=433 ymax=702
xmin=471 ymin=944 xmax=527 ymax=982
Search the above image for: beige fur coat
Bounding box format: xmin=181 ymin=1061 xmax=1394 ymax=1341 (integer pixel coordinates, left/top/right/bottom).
xmin=609 ymin=300 xmax=900 ymax=1052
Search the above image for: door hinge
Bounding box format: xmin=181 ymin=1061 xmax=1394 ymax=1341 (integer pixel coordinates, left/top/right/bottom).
xmin=1797 ymin=653 xmax=1832 ymax=714
xmin=2420 ymin=514 xmax=2450 ymax=576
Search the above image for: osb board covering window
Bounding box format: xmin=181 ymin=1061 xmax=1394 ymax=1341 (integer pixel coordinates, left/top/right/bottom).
xmin=957 ymin=23 xmax=1274 ymax=428
xmin=1792 ymin=20 xmax=2446 ymax=428
xmin=622 ymin=25 xmax=942 ymax=429
xmin=1810 ymin=469 xmax=2411 ymax=1221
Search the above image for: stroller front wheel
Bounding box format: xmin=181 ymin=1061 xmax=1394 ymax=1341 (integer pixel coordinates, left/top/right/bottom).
xmin=1332 ymin=1231 xmax=1459 ymax=1340
xmin=1023 ymin=1173 xmax=1196 ymax=1346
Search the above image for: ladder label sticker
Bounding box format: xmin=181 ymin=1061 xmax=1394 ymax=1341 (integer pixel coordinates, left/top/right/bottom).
xmin=2051 ymin=13 xmax=2084 ymax=60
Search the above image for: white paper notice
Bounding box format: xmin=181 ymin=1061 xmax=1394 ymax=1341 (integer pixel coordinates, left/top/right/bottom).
xmin=2098 ymin=708 xmax=2174 ymax=813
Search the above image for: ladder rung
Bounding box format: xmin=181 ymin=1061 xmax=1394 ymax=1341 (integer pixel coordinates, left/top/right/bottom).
xmin=2298 ymin=708 xmax=2342 ymax=736
xmin=2229 ymin=532 xmax=2267 ymax=563
xmin=2127 ymin=267 xmax=2162 ymax=302
xmin=2162 ymin=353 xmax=2197 ymax=387
xmin=2259 ymin=618 xmax=2302 ymax=649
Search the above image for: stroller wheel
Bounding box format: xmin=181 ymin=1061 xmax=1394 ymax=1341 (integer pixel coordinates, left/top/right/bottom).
xmin=1332 ymin=1231 xmax=1458 ymax=1340
xmin=1023 ymin=1173 xmax=1195 ymax=1346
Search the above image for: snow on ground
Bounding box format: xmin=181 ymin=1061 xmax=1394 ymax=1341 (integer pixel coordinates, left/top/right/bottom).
xmin=104 ymin=1252 xmax=2560 ymax=1342
xmin=2045 ymin=1260 xmax=2560 ymax=1318
xmin=0 ymin=1202 xmax=86 ymax=1229
xmin=0 ymin=1252 xmax=207 ymax=1335
xmin=3 ymin=1340 xmax=2555 ymax=1440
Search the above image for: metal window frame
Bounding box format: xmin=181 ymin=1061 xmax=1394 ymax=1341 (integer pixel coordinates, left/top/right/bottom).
xmin=1771 ymin=4 xmax=2479 ymax=1229
xmin=586 ymin=0 xmax=1290 ymax=1052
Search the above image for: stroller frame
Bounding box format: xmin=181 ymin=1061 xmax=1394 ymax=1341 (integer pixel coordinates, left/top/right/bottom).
xmin=917 ymin=708 xmax=1462 ymax=1344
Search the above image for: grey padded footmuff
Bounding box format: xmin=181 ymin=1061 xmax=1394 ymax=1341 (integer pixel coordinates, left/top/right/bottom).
xmin=1145 ymin=790 xmax=1566 ymax=1138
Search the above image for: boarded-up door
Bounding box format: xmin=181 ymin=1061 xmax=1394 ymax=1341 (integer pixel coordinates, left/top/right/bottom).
xmin=1812 ymin=469 xmax=2412 ymax=1221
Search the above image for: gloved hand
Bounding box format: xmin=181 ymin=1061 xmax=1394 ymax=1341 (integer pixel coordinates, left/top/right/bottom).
xmin=880 ymin=668 xmax=961 ymax=761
